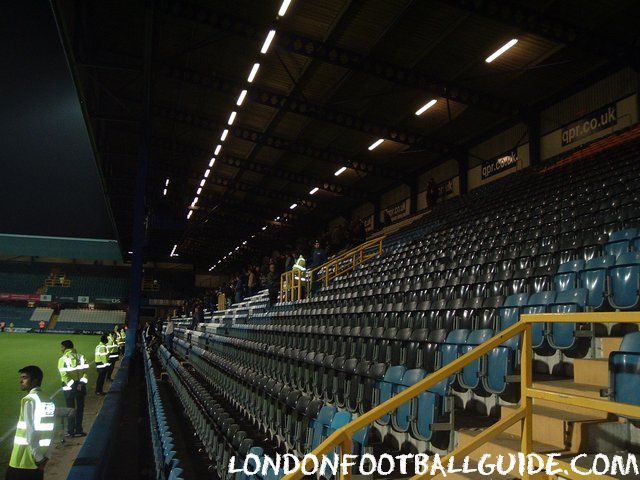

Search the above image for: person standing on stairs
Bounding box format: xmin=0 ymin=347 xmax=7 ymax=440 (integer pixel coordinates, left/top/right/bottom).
xmin=94 ymin=335 xmax=110 ymax=396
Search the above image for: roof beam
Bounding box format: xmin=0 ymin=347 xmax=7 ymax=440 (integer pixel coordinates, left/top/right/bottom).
xmin=149 ymin=136 xmax=371 ymax=200
xmin=159 ymin=65 xmax=454 ymax=154
xmin=440 ymin=0 xmax=640 ymax=67
xmin=150 ymin=104 xmax=405 ymax=181
xmin=158 ymin=0 xmax=519 ymax=116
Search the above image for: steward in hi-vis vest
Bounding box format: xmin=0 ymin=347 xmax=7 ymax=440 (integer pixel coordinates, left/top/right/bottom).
xmin=58 ymin=340 xmax=88 ymax=438
xmin=94 ymin=335 xmax=110 ymax=395
xmin=8 ymin=365 xmax=55 ymax=480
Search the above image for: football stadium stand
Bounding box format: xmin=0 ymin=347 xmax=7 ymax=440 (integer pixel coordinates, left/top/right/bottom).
xmin=150 ymin=138 xmax=640 ymax=478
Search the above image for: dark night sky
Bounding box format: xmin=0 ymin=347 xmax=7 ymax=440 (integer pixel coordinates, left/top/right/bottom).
xmin=0 ymin=1 xmax=117 ymax=240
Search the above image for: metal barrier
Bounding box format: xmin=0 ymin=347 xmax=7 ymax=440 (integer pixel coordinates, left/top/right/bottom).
xmin=282 ymin=312 xmax=640 ymax=480
xmin=279 ymin=236 xmax=384 ymax=302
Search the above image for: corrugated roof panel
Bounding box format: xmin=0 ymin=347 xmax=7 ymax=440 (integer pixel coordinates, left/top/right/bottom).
xmin=281 ymin=0 xmax=348 ymax=40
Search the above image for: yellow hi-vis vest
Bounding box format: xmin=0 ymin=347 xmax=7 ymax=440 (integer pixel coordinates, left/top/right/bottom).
xmin=117 ymin=328 xmax=125 ymax=346
xmin=293 ymin=255 xmax=306 ymax=270
xmin=94 ymin=342 xmax=109 ymax=367
xmin=58 ymin=349 xmax=88 ymax=388
xmin=107 ymin=334 xmax=119 ymax=359
xmin=9 ymin=388 xmax=55 ymax=469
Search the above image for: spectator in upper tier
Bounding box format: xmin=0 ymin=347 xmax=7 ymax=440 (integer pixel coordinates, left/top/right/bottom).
xmin=284 ymin=252 xmax=295 ymax=272
xmin=350 ymin=218 xmax=366 ymax=247
xmin=234 ymin=274 xmax=244 ymax=304
xmin=247 ymin=266 xmax=257 ymax=295
xmin=266 ymin=263 xmax=279 ymax=305
xmin=310 ymin=240 xmax=327 ymax=269
xmin=427 ymin=177 xmax=438 ymax=209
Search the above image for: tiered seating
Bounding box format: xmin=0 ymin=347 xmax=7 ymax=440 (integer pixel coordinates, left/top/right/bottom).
xmin=56 ymin=309 xmax=125 ymax=332
xmin=29 ymin=307 xmax=54 ymax=324
xmin=161 ymin=138 xmax=640 ymax=472
xmin=0 ymin=306 xmax=36 ymax=328
xmin=143 ymin=340 xmax=184 ymax=480
xmin=0 ymin=272 xmax=46 ymax=293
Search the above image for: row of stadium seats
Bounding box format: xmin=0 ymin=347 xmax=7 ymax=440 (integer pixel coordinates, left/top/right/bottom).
xmin=55 ymin=309 xmax=125 ymax=332
xmin=168 ymin=139 xmax=640 ymax=465
xmin=46 ymin=275 xmax=129 ymax=298
xmin=0 ymin=272 xmax=47 ymax=294
xmin=143 ymin=341 xmax=184 ymax=480
xmin=0 ymin=306 xmax=53 ymax=328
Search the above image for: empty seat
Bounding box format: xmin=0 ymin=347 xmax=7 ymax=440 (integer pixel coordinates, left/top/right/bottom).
xmin=607 ymin=332 xmax=640 ymax=411
xmin=554 ymin=260 xmax=584 ymax=292
xmin=605 ymin=228 xmax=637 ymax=258
xmin=609 ymin=252 xmax=640 ymax=310
xmin=579 ymin=255 xmax=615 ymax=310
xmin=548 ymin=289 xmax=590 ymax=356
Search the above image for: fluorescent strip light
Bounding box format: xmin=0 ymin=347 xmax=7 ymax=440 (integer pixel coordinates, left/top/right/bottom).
xmin=235 ymin=246 xmax=240 ymax=251
xmin=170 ymin=244 xmax=177 ymax=256
xmin=262 ymin=226 xmax=267 ymax=231
xmin=227 ymin=112 xmax=236 ymax=126
xmin=415 ymin=99 xmax=437 ymax=116
xmin=309 ymin=187 xmax=319 ymax=195
xmin=204 ymin=169 xmax=211 ymax=178
xmin=191 ymin=197 xmax=199 ymax=207
xmin=290 ymin=203 xmax=297 ymax=210
xmin=242 ymin=241 xmax=247 ymax=245
xmin=485 ymin=38 xmax=518 ymax=63
xmin=163 ymin=188 xmax=167 ymax=196
xmin=209 ymin=158 xmax=216 ymax=168
xmin=278 ymin=0 xmax=292 ymax=16
xmin=261 ymin=30 xmax=276 ymax=54
xmin=368 ymin=138 xmax=384 ymax=151
xmin=197 ymin=187 xmax=202 ymax=195
xmin=127 ymin=251 xmax=133 ymax=254
xmin=200 ymin=179 xmax=206 ymax=187
xmin=247 ymin=63 xmax=260 ymax=83
xmin=221 ymin=129 xmax=229 ymax=141
xmin=215 ymin=145 xmax=222 ymax=156
xmin=334 ymin=166 xmax=347 ymax=176
xmin=165 ymin=178 xmax=170 ymax=186
xmin=187 ymin=211 xmax=193 ymax=219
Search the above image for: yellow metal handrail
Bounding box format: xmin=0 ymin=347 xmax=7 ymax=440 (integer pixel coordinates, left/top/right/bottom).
xmin=279 ymin=236 xmax=384 ymax=302
xmin=282 ymin=312 xmax=640 ymax=480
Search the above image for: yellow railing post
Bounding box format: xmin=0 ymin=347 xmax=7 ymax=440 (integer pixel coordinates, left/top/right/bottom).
xmin=521 ymin=322 xmax=533 ymax=480
xmin=340 ymin=435 xmax=353 ymax=480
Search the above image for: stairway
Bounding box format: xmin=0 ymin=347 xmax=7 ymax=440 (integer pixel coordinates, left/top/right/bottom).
xmin=450 ymin=339 xmax=627 ymax=479
xmin=48 ymin=314 xmax=58 ymax=330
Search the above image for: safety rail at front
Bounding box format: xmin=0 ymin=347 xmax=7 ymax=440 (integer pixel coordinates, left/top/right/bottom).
xmin=281 ymin=312 xmax=640 ymax=480
xmin=279 ymin=236 xmax=384 ymax=302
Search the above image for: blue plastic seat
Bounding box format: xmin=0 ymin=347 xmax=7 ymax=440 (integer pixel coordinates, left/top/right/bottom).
xmin=548 ymin=289 xmax=588 ymax=352
xmin=609 ymin=252 xmax=640 ymax=310
xmin=521 ymin=291 xmax=555 ymax=351
xmin=440 ymin=329 xmax=470 ymax=385
xmin=458 ymin=329 xmax=494 ymax=391
xmin=393 ymin=369 xmax=426 ymax=433
xmin=609 ymin=332 xmax=640 ymax=410
xmin=579 ymin=255 xmax=615 ymax=310
xmin=409 ymin=379 xmax=449 ymax=443
xmin=376 ymin=366 xmax=406 ymax=425
xmin=605 ymin=228 xmax=637 ymax=259
xmin=309 ymin=406 xmax=336 ymax=450
xmin=554 ymin=260 xmax=584 ymax=292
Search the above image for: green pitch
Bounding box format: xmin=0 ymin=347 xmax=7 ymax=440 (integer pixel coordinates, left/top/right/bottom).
xmin=0 ymin=333 xmax=101 ymax=477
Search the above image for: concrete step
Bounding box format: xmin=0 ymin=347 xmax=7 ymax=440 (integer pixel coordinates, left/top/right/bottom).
xmin=600 ymin=337 xmax=624 ymax=358
xmin=502 ymin=404 xmax=611 ymax=451
xmin=572 ymin=358 xmax=608 ymax=387
xmin=532 ymin=379 xmax=610 ymax=419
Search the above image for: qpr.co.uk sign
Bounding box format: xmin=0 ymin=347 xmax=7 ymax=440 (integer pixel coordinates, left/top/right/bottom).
xmin=481 ymin=153 xmax=518 ymax=180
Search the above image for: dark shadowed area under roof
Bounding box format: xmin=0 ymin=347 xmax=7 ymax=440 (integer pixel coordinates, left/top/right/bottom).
xmin=51 ymin=0 xmax=640 ymax=268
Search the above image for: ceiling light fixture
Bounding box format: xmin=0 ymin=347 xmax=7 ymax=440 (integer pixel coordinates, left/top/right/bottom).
xmin=227 ymin=112 xmax=236 ymax=126
xmin=197 ymin=187 xmax=202 ymax=195
xmin=236 ymin=90 xmax=247 ymax=106
xmin=334 ymin=166 xmax=347 ymax=176
xmin=170 ymin=244 xmax=177 ymax=257
xmin=485 ymin=38 xmax=518 ymax=63
xmin=163 ymin=188 xmax=167 ymax=196
xmin=415 ymin=99 xmax=437 ymax=116
xmin=261 ymin=30 xmax=276 ymax=54
xmin=247 ymin=63 xmax=260 ymax=83
xmin=187 ymin=211 xmax=193 ymax=219
xmin=209 ymin=158 xmax=216 ymax=168
xmin=278 ymin=0 xmax=292 ymax=16
xmin=309 ymin=187 xmax=319 ymax=195
xmin=204 ymin=169 xmax=211 ymax=178
xmin=200 ymin=179 xmax=206 ymax=187
xmin=165 ymin=178 xmax=170 ymax=186
xmin=368 ymin=138 xmax=384 ymax=151
xmin=221 ymin=129 xmax=229 ymax=141
xmin=290 ymin=203 xmax=297 ymax=210
xmin=262 ymin=226 xmax=267 ymax=231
